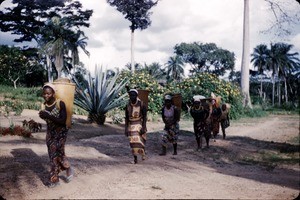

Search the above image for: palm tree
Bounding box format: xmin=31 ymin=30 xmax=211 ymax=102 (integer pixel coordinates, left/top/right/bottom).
xmin=266 ymin=43 xmax=281 ymax=106
xmin=166 ymin=56 xmax=184 ymax=82
xmin=107 ymin=0 xmax=158 ymax=73
xmin=143 ymin=62 xmax=166 ymax=80
xmin=251 ymin=44 xmax=268 ymax=98
xmin=273 ymin=43 xmax=299 ymax=104
xmin=67 ymin=30 xmax=90 ymax=70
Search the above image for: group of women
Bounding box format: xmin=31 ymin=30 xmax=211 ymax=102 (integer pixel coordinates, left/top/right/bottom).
xmin=124 ymin=89 xmax=230 ymax=164
xmin=39 ymin=84 xmax=230 ymax=187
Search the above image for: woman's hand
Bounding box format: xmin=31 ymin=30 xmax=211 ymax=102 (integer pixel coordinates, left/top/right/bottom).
xmin=39 ymin=110 xmax=50 ymax=119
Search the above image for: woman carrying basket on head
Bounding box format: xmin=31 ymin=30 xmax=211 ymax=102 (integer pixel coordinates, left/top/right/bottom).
xmin=125 ymin=89 xmax=148 ymax=164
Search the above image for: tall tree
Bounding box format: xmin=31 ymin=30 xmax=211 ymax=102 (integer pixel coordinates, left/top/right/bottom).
xmin=240 ymin=0 xmax=299 ymax=108
xmin=240 ymin=0 xmax=252 ymax=108
xmin=270 ymin=43 xmax=300 ymax=105
xmin=165 ymin=56 xmax=184 ymax=82
xmin=107 ymin=0 xmax=158 ymax=73
xmin=0 ymin=0 xmax=93 ymax=79
xmin=266 ymin=43 xmax=280 ymax=106
xmin=251 ymin=44 xmax=268 ymax=98
xmin=174 ymin=42 xmax=235 ymax=77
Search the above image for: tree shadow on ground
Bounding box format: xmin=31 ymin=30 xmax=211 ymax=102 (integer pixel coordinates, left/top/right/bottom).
xmin=0 ymin=148 xmax=49 ymax=199
xmin=178 ymin=130 xmax=300 ymax=190
xmin=0 ymin=122 xmax=299 ymax=199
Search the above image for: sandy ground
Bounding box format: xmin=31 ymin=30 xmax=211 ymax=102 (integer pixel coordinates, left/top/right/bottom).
xmin=0 ymin=109 xmax=299 ymax=199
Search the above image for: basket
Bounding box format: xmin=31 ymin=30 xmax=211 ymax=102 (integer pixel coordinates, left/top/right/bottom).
xmin=53 ymin=78 xmax=76 ymax=128
xmin=137 ymin=89 xmax=150 ymax=110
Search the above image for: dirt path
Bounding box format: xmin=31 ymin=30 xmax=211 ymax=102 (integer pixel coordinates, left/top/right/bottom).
xmin=0 ymin=110 xmax=299 ymax=199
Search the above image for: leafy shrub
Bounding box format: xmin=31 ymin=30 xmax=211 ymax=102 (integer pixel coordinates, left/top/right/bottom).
xmin=242 ymin=106 xmax=267 ymax=118
xmin=0 ymin=85 xmax=43 ymax=115
xmin=0 ymin=125 xmax=32 ymax=137
xmin=166 ymin=73 xmax=244 ymax=119
xmin=118 ymin=71 xmax=165 ymax=114
xmin=71 ymin=67 xmax=128 ymax=125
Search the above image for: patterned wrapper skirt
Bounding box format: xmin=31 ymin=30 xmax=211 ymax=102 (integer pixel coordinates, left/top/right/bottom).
xmin=211 ymin=117 xmax=220 ymax=135
xmin=194 ymin=121 xmax=211 ymax=139
xmin=161 ymin=123 xmax=179 ymax=146
xmin=128 ymin=121 xmax=146 ymax=156
xmin=46 ymin=127 xmax=70 ymax=183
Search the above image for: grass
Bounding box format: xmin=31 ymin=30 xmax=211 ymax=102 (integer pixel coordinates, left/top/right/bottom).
xmin=0 ymin=84 xmax=87 ymax=116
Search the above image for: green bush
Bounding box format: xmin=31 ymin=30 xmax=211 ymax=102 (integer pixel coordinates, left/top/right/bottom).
xmin=166 ymin=73 xmax=244 ymax=119
xmin=118 ymin=71 xmax=165 ymax=114
xmin=242 ymin=106 xmax=267 ymax=118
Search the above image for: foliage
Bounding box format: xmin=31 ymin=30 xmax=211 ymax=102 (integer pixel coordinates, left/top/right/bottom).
xmin=118 ymin=71 xmax=165 ymax=114
xmin=165 ymin=56 xmax=185 ymax=83
xmin=71 ymin=67 xmax=128 ymax=125
xmin=0 ymin=85 xmax=43 ymax=115
xmin=107 ymin=108 xmax=124 ymax=124
xmin=174 ymin=42 xmax=235 ymax=76
xmin=139 ymin=62 xmax=166 ymax=80
xmin=0 ymin=45 xmax=45 ymax=88
xmin=251 ymin=42 xmax=300 ymax=107
xmin=0 ymin=0 xmax=93 ymax=43
xmin=0 ymin=125 xmax=32 ymax=138
xmin=241 ymin=106 xmax=267 ymax=118
xmin=166 ymin=73 xmax=244 ymax=119
xmin=0 ymin=0 xmax=93 ymax=78
xmin=107 ymin=0 xmax=158 ymax=32
xmin=0 ymin=85 xmax=43 ymax=101
xmin=41 ymin=16 xmax=90 ymax=78
xmin=107 ymin=0 xmax=158 ymax=71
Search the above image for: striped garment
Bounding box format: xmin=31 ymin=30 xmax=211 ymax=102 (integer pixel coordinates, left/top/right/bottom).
xmin=126 ymin=100 xmax=147 ymax=156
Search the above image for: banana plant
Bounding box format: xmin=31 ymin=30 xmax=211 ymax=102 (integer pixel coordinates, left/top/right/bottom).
xmin=71 ymin=66 xmax=128 ymax=125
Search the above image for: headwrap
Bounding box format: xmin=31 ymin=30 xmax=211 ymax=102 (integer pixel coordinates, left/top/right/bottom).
xmin=43 ymin=83 xmax=56 ymax=93
xmin=193 ymin=95 xmax=206 ymax=102
xmin=128 ymin=89 xmax=138 ymax=95
xmin=164 ymin=94 xmax=172 ymax=100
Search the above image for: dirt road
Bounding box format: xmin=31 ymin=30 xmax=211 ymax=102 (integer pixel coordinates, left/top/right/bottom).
xmin=0 ymin=110 xmax=299 ymax=199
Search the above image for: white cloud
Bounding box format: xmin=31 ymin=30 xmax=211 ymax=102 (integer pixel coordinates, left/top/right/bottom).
xmin=1 ymin=0 xmax=299 ymax=72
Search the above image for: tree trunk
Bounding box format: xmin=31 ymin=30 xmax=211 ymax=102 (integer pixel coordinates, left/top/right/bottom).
xmin=284 ymin=77 xmax=288 ymax=103
xmin=13 ymin=78 xmax=19 ymax=89
xmin=46 ymin=54 xmax=53 ymax=83
xmin=272 ymin=74 xmax=275 ymax=106
xmin=260 ymin=75 xmax=263 ymax=98
xmin=278 ymin=81 xmax=281 ymax=106
xmin=131 ymin=30 xmax=135 ymax=73
xmin=55 ymin=53 xmax=63 ymax=78
xmin=240 ymin=0 xmax=252 ymax=108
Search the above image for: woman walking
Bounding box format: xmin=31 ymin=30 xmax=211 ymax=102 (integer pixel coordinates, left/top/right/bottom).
xmin=39 ymin=83 xmax=73 ymax=188
xmin=159 ymin=94 xmax=180 ymax=156
xmin=125 ymin=89 xmax=147 ymax=164
xmin=190 ymin=95 xmax=211 ymax=150
xmin=210 ymin=98 xmax=222 ymax=139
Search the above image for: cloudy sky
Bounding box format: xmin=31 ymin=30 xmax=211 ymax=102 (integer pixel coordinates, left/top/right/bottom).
xmin=1 ymin=0 xmax=300 ymax=73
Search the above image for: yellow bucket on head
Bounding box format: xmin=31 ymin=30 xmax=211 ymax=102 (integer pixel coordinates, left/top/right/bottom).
xmin=137 ymin=89 xmax=150 ymax=110
xmin=53 ymin=78 xmax=75 ymax=128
